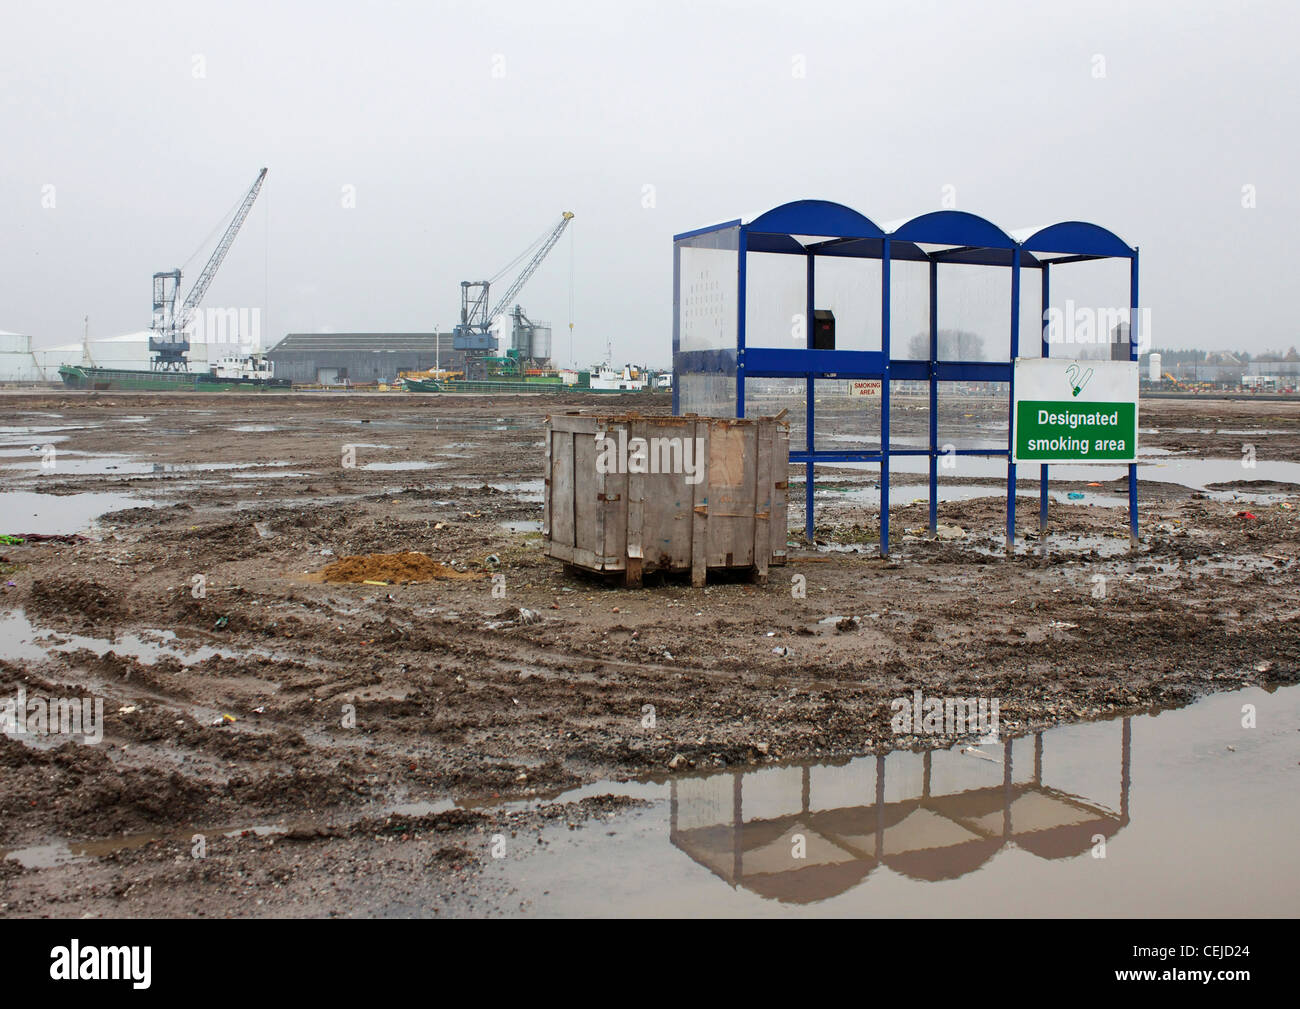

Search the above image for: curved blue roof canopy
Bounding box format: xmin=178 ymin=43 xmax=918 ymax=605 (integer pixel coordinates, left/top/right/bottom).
xmin=676 ymin=203 xmax=1134 ymax=264
xmin=888 ymin=210 xmax=1017 ymax=249
xmin=1019 ymin=221 xmax=1134 ymax=258
xmin=745 ymin=199 xmax=886 ymax=239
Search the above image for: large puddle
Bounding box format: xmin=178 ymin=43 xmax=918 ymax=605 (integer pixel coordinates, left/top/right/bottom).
xmin=0 ymin=610 xmax=278 ymax=667
xmin=0 ymin=491 xmax=152 ymax=536
xmin=328 ymin=417 xmax=528 ymax=432
xmin=3 ymin=683 xmax=1294 ymax=916
xmin=1 ymin=456 xmax=297 ymax=478
xmin=490 ymin=684 xmax=1299 ymax=916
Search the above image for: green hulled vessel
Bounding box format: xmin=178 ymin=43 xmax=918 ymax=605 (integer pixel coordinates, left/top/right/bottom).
xmin=58 ymin=365 xmax=290 ymax=392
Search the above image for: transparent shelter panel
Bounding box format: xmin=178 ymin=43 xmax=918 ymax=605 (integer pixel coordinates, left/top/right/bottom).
xmin=744 ymin=377 xmax=805 ymax=443
xmin=811 ymin=378 xmax=881 ymax=454
xmin=1040 ymin=257 xmax=1134 ymax=362
xmin=888 ymin=258 xmax=930 ymax=361
xmin=676 ymin=226 xmax=739 ymax=355
xmin=743 ymin=252 xmax=805 ymax=350
xmin=937 ymin=382 xmax=1010 ymax=477
xmin=887 ymin=380 xmax=931 ymax=451
xmin=934 ymin=263 xmax=1013 ymax=364
xmin=809 ymin=256 xmax=881 ymax=352
xmin=678 ymin=373 xmax=737 ymax=419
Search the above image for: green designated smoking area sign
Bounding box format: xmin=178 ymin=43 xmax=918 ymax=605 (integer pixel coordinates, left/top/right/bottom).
xmin=1012 ymin=359 xmax=1139 ymax=463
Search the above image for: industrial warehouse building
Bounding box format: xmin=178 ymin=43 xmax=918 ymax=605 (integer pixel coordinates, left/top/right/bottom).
xmin=266 ymin=332 xmax=463 ymax=385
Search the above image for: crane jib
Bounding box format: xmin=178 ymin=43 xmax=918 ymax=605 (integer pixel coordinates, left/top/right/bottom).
xmin=149 ymin=167 xmax=267 ymax=371
xmin=178 ymin=167 xmax=268 ymax=330
xmin=484 ymin=211 xmax=574 ymax=327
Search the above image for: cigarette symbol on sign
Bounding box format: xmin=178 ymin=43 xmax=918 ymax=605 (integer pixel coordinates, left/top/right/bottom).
xmin=1065 ymin=364 xmax=1094 ymax=397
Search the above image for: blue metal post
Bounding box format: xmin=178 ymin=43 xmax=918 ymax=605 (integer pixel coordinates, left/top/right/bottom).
xmin=928 ymin=258 xmax=938 ymax=535
xmin=1007 ymin=253 xmax=1020 ymax=555
xmin=805 ymin=253 xmax=815 ymax=541
xmin=736 ymin=227 xmax=747 ymax=419
xmin=672 ymin=242 xmax=681 ymax=416
xmin=1039 ymin=263 xmax=1050 ymax=535
xmin=880 ymin=240 xmax=891 ymax=557
xmin=1129 ymin=250 xmax=1140 ymax=546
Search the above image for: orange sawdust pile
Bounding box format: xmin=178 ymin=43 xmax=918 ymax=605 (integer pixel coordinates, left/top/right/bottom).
xmin=317 ymin=552 xmax=485 ymax=584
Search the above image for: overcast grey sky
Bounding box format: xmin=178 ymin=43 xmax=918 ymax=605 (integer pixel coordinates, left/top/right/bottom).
xmin=2 ymin=0 xmax=1295 ymax=367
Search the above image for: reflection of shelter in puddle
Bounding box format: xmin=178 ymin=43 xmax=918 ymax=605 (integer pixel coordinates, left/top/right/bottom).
xmin=670 ymin=721 xmax=1131 ymax=903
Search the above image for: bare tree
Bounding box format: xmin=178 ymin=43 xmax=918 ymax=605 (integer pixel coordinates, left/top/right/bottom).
xmin=905 ymin=329 xmax=986 ymax=360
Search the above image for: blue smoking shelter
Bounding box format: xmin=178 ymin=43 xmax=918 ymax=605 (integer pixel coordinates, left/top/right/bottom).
xmin=672 ymin=200 xmax=1139 ymax=556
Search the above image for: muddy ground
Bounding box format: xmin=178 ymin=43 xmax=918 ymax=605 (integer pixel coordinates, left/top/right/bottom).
xmin=0 ymin=391 xmax=1296 ymax=916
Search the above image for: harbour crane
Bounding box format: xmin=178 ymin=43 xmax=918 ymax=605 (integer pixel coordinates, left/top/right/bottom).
xmin=453 ymin=210 xmax=573 ymax=379
xmin=150 ymin=167 xmax=268 ymax=371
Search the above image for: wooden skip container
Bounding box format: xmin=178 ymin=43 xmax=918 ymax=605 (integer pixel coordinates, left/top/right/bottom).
xmin=543 ymin=412 xmax=790 ymax=586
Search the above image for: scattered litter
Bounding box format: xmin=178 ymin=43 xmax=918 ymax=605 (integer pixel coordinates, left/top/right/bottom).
xmin=934 ymin=524 xmax=964 ymax=541
xmin=1236 ymin=511 xmax=1258 ymax=520
xmin=1048 ymin=620 xmax=1079 ymax=630
xmin=771 ymin=646 xmax=789 ymax=656
xmin=117 ymin=705 xmax=137 ymax=715
xmin=1067 ymin=492 xmax=1086 ymax=500
xmin=484 ymin=553 xmax=501 ymax=568
xmin=960 ymin=746 xmax=1001 ymax=763
xmin=213 ymin=616 xmax=229 ymax=630
xmin=253 ymin=521 xmax=273 ymax=539
xmin=484 ymin=606 xmax=541 ymax=629
xmin=1 ymin=533 xmax=88 ymax=544
xmin=667 ymin=753 xmax=688 ymax=770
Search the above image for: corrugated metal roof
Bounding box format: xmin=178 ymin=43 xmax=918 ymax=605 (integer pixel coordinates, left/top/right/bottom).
xmin=268 ymin=332 xmax=451 ymax=353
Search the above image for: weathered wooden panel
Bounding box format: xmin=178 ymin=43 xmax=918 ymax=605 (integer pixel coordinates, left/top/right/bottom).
xmin=690 ymin=420 xmax=711 ymax=587
xmin=549 ymin=428 xmax=575 ymax=547
xmin=574 ymin=430 xmax=600 ymax=559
